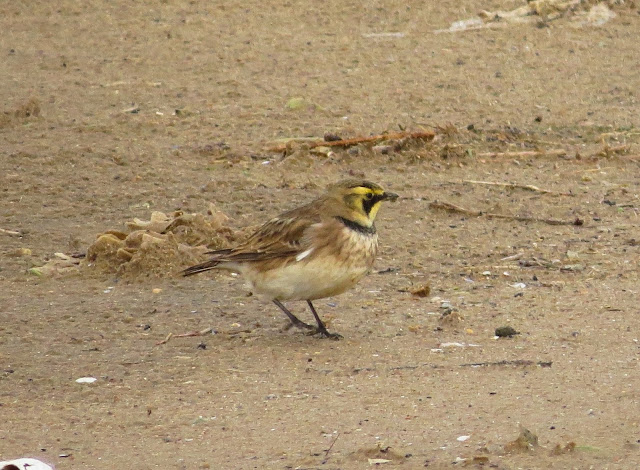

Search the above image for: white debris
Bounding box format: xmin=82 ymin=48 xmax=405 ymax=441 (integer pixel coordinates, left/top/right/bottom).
xmin=434 ymin=18 xmax=484 ymax=33
xmin=439 ymin=342 xmax=481 ymax=348
xmin=583 ymin=4 xmax=616 ymax=27
xmin=75 ymin=377 xmax=97 ymax=384
xmin=362 ymin=32 xmax=406 ymax=38
xmin=368 ymin=458 xmax=392 ymax=464
xmin=434 ymin=0 xmax=617 ymax=33
xmin=0 ymin=458 xmax=54 ymax=470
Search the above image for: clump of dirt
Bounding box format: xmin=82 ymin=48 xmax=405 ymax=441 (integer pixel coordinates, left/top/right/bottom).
xmin=86 ymin=205 xmax=238 ymax=279
xmin=27 ymin=253 xmax=83 ymax=277
xmin=505 ymin=428 xmax=539 ymax=453
xmin=349 ymin=444 xmax=408 ymax=465
xmin=550 ymin=441 xmax=577 ymax=455
xmin=0 ymin=97 xmax=41 ymax=128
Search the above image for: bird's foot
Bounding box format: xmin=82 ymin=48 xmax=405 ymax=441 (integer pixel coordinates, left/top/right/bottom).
xmin=284 ymin=318 xmax=316 ymax=332
xmin=306 ymin=326 xmax=343 ymax=340
xmin=174 ymin=328 xmax=213 ymax=338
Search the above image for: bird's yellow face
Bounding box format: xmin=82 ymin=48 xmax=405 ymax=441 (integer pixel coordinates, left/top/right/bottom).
xmin=336 ymin=180 xmax=399 ymax=228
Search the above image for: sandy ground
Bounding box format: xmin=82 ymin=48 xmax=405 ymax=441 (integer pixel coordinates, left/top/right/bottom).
xmin=2 ymin=1 xmax=640 ymax=468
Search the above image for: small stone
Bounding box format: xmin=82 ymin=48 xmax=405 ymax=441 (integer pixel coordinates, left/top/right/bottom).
xmin=174 ymin=107 xmax=193 ymax=117
xmin=561 ymin=264 xmax=584 ymax=272
xmin=566 ymin=250 xmax=580 ymax=261
xmin=324 ymin=133 xmax=342 ymax=142
xmin=310 ymin=146 xmax=332 ymax=156
xmin=372 ymin=145 xmax=393 ymax=155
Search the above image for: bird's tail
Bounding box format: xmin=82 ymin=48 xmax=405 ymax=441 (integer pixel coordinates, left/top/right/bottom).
xmin=182 ymin=260 xmax=221 ymax=277
xmin=181 ymin=249 xmax=233 ymax=277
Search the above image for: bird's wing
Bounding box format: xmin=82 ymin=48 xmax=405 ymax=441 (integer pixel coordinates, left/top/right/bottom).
xmin=183 ymin=201 xmax=323 ymax=278
xmin=222 ymin=201 xmax=322 ymax=262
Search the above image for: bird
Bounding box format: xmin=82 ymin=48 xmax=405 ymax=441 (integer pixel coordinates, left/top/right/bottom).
xmin=182 ymin=179 xmax=398 ymax=339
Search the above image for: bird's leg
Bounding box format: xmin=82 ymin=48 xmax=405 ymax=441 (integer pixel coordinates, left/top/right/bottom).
xmin=273 ymin=300 xmax=315 ymax=331
xmin=306 ymin=300 xmax=343 ymax=340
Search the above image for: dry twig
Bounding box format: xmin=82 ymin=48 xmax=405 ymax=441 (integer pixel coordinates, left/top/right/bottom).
xmin=0 ymin=228 xmax=22 ymax=236
xmin=500 ymin=252 xmax=524 ymax=262
xmin=569 ymin=166 xmax=615 ymax=174
xmin=155 ymin=328 xmax=213 ymax=345
xmin=266 ymin=131 xmax=435 ymax=153
xmin=155 ymin=333 xmax=173 ymax=346
xmin=461 ymin=360 xmax=552 ymax=368
xmin=154 ymin=327 xmax=253 ymax=345
xmin=477 ymin=149 xmax=567 ymax=158
xmin=323 ymin=433 xmax=340 ymax=464
xmin=462 ymin=179 xmax=572 ymax=196
xmin=594 ymin=144 xmax=631 ymax=158
xmin=429 ymin=201 xmax=584 ymax=226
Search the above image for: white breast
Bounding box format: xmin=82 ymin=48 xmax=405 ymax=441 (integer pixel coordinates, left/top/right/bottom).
xmin=246 ymin=228 xmax=378 ymax=301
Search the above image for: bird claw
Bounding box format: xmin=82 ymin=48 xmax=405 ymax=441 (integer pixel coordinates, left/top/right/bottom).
xmin=306 ymin=327 xmax=343 ymax=340
xmin=287 ymin=320 xmax=342 ymax=339
xmin=285 ymin=319 xmax=316 ymax=331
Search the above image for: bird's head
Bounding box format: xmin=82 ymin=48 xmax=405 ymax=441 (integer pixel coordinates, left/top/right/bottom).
xmin=327 ymin=179 xmax=399 ymax=228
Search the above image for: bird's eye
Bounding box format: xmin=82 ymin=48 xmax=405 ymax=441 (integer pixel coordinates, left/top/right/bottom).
xmin=364 ymin=193 xmax=374 ymax=200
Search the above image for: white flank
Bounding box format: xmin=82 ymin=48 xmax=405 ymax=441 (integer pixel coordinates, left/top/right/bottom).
xmin=295 ymin=248 xmax=314 ymax=262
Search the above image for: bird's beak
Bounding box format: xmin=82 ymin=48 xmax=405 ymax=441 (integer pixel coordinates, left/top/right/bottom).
xmin=382 ymin=191 xmax=399 ymax=202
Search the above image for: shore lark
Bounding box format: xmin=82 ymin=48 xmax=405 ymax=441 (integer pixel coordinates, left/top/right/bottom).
xmin=182 ymin=179 xmax=398 ymax=338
